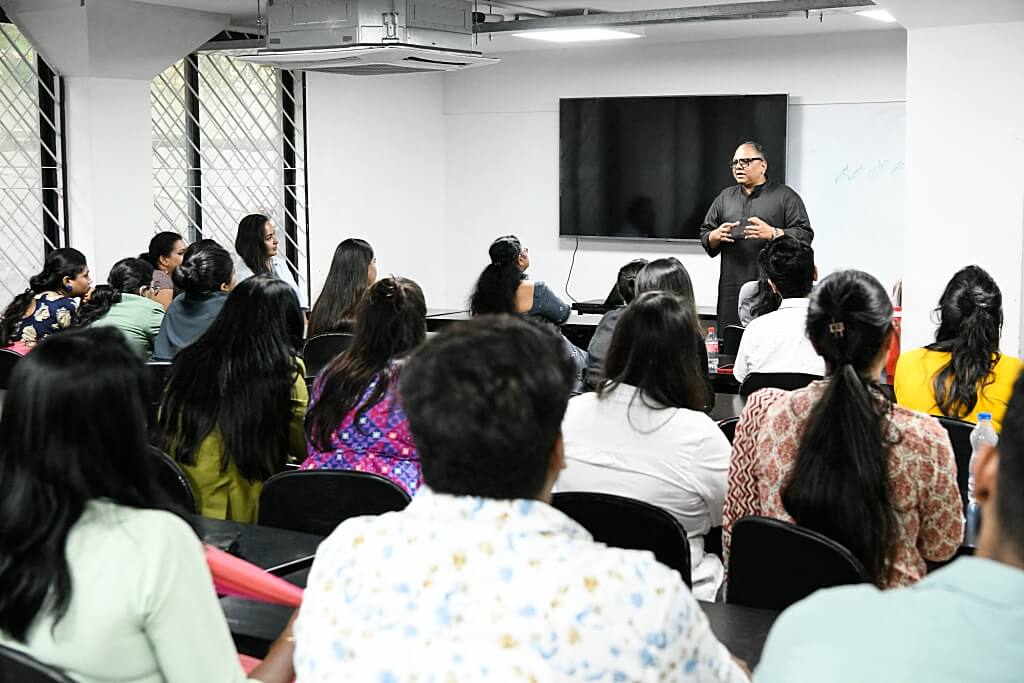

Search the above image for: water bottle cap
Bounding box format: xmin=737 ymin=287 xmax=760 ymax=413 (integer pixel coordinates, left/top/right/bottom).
xmin=978 ymin=413 xmax=992 ymax=421
xmin=707 ymin=326 xmax=716 ymax=333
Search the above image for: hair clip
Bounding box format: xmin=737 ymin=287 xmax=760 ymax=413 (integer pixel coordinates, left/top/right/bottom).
xmin=828 ymin=320 xmax=845 ymax=338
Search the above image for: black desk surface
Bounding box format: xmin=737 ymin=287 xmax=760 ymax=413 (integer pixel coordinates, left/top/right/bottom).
xmin=223 ymin=596 xmax=779 ymax=666
xmin=194 ymin=516 xmax=324 ymax=576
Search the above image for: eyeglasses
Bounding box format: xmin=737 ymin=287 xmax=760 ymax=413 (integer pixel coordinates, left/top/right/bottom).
xmin=730 ymin=157 xmax=764 ymax=169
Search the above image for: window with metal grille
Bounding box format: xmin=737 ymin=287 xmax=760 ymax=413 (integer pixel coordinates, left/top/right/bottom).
xmin=0 ymin=17 xmax=67 ymax=302
xmin=151 ymin=52 xmax=308 ymax=299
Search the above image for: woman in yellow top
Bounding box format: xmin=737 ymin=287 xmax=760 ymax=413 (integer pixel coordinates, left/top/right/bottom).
xmin=895 ymin=265 xmax=1022 ymax=431
xmin=160 ymin=274 xmax=308 ymax=522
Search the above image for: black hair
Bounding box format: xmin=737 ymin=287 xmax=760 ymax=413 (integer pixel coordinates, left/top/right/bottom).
xmin=738 ymin=140 xmax=767 ymax=162
xmin=760 ymin=236 xmax=815 ymax=299
xmin=159 ymin=275 xmax=304 ymax=482
xmin=996 ymin=372 xmax=1024 ymax=558
xmin=0 ymin=327 xmax=180 ymax=642
xmin=171 ymin=239 xmax=234 ymax=295
xmin=0 ymin=247 xmax=87 ymax=346
xmin=400 ymin=315 xmax=574 ymax=499
xmin=469 ymin=235 xmax=525 ymax=316
xmin=77 ymin=258 xmax=154 ymax=327
xmin=307 ymin=238 xmax=375 ymax=336
xmin=140 ymin=231 xmax=183 ymax=269
xmin=600 ymin=291 xmax=710 ymax=413
xmin=307 ymin=277 xmax=426 ymax=451
xmin=235 ymin=213 xmax=272 ymax=276
xmin=927 ymin=266 xmax=1003 ymax=420
xmin=616 ymin=259 xmax=648 ymax=305
xmin=635 ymin=257 xmax=700 ymax=324
xmin=781 ymin=269 xmax=899 ymax=586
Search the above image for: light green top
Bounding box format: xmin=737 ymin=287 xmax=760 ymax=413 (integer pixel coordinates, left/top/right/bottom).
xmin=93 ymin=293 xmax=165 ymax=357
xmin=755 ymin=557 xmax=1024 ymax=683
xmin=0 ymin=501 xmax=252 ymax=683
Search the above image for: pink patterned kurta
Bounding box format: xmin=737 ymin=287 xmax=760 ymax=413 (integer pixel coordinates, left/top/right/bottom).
xmin=723 ymin=381 xmax=964 ymax=588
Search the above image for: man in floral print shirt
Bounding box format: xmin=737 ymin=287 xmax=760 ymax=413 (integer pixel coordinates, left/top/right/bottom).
xmin=293 ymin=316 xmax=749 ymax=682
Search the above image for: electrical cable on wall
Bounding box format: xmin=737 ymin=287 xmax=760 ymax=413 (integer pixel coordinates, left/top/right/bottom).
xmin=564 ymin=237 xmax=580 ymax=302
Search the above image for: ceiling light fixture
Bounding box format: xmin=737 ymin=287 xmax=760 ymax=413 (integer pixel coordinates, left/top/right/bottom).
xmin=856 ymin=9 xmax=897 ymax=23
xmin=512 ymin=27 xmax=644 ymax=43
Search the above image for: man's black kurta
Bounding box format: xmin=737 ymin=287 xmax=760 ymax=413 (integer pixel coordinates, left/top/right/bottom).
xmin=699 ymin=179 xmax=813 ymax=330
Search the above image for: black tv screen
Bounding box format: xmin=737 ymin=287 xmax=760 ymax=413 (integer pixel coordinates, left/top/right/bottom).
xmin=560 ymin=94 xmax=788 ymax=241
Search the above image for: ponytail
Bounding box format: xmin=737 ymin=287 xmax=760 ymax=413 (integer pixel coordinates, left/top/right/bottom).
xmin=76 ymin=286 xmax=121 ymax=327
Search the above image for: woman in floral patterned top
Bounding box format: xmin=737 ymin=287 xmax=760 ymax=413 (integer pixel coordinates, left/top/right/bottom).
xmin=302 ymin=276 xmax=426 ymax=495
xmin=0 ymin=248 xmax=91 ymax=350
xmin=724 ymin=270 xmax=964 ymax=588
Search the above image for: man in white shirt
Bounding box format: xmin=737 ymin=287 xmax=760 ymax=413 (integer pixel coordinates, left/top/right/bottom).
xmin=293 ymin=316 xmax=749 ymax=683
xmin=733 ymin=237 xmax=825 ymax=383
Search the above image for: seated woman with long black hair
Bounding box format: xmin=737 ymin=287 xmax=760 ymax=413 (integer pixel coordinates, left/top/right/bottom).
xmin=234 ymin=213 xmax=307 ymax=309
xmin=559 ymin=291 xmax=727 ymax=600
xmin=0 ymin=247 xmax=91 ymax=354
xmin=307 ymin=238 xmax=376 ymax=336
xmin=77 ymin=257 xmax=165 ymax=357
xmin=895 ymin=265 xmax=1022 ymax=432
xmin=724 ymin=270 xmax=964 ymax=588
xmin=302 ymin=277 xmax=426 ymax=495
xmin=151 ymin=239 xmax=235 ymax=361
xmin=159 ymin=275 xmax=308 ymax=522
xmin=0 ymin=327 xmax=294 ymax=682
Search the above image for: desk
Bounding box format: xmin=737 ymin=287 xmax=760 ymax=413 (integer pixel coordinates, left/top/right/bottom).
xmin=195 ymin=517 xmax=323 ymax=576
xmin=223 ymin=596 xmax=779 ymax=665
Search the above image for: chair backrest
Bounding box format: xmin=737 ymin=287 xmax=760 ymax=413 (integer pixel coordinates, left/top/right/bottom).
xmin=721 ymin=325 xmax=745 ymax=356
xmin=148 ymin=446 xmax=197 ymax=513
xmin=0 ymin=349 xmax=22 ymax=391
xmin=551 ymin=491 xmax=692 ymax=586
xmin=739 ymin=372 xmax=822 ymax=398
xmin=302 ymin=333 xmax=354 ymax=379
xmin=717 ymin=416 xmax=740 ymax=444
xmin=935 ymin=416 xmax=975 ymax=510
xmin=727 ymin=516 xmax=871 ymax=610
xmin=258 ymin=470 xmax=411 ymax=536
xmin=0 ymin=645 xmax=74 ymax=683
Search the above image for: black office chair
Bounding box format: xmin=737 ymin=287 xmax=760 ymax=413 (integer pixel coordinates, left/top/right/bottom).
xmin=739 ymin=372 xmax=822 ymax=398
xmin=935 ymin=416 xmax=975 ymax=510
xmin=0 ymin=348 xmax=22 ymax=390
xmin=148 ymin=446 xmax=197 ymax=513
xmin=551 ymin=491 xmax=692 ymax=587
xmin=721 ymin=325 xmax=745 ymax=357
xmin=717 ymin=416 xmax=740 ymax=444
xmin=302 ymin=333 xmax=354 ymax=379
xmin=727 ymin=516 xmax=870 ymax=610
xmin=0 ymin=644 xmax=74 ymax=682
xmin=258 ymin=470 xmax=411 ymax=536
xmin=146 ymin=361 xmax=173 ymax=390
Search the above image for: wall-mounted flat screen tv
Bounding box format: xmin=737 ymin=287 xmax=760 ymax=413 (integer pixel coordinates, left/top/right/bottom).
xmin=560 ymin=94 xmax=788 ymax=241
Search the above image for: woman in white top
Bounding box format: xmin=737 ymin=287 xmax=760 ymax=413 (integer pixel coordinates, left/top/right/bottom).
xmin=559 ymin=291 xmax=730 ymax=600
xmin=0 ymin=326 xmax=294 ymax=683
xmin=234 ymin=213 xmax=308 ymax=309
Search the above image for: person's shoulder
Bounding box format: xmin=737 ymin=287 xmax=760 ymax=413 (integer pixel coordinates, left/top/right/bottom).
xmin=995 ymin=353 xmax=1024 ymax=374
xmin=85 ymin=501 xmax=197 ymax=547
xmin=764 ymin=582 xmax=886 ymax=651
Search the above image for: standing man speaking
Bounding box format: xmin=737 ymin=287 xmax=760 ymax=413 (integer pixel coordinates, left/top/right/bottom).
xmin=700 ymin=141 xmax=813 ymax=330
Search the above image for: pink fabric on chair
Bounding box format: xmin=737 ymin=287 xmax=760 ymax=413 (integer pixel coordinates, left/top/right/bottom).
xmin=204 ymin=545 xmax=304 ymax=607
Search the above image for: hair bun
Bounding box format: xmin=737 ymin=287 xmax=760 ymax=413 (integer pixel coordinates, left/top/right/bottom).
xmin=489 ymin=236 xmax=522 ymax=266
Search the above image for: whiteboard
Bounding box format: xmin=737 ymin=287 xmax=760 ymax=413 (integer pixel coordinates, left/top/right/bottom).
xmin=787 ymin=101 xmax=905 ymax=294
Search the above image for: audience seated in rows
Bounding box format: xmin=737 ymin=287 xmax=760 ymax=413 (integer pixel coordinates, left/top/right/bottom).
xmin=470 ymin=234 xmax=587 ymax=387
xmin=140 ymin=231 xmax=185 ymax=310
xmin=302 ymin=277 xmax=425 ymax=496
xmin=895 ymin=265 xmax=1022 ymax=431
xmin=756 ymin=370 xmax=1024 ymax=682
xmin=233 ymin=213 xmax=307 ymax=309
xmin=733 ymin=237 xmax=824 ymax=383
xmin=293 ymin=315 xmax=750 ymax=681
xmin=724 ymin=270 xmax=964 ymax=588
xmin=0 ymin=248 xmax=90 ymax=354
xmin=159 ymin=275 xmax=308 ymax=522
xmin=307 ymin=238 xmax=376 ymax=337
xmin=584 ymin=257 xmax=647 ymax=390
xmin=560 ymin=291 xmax=728 ymax=599
xmin=151 ymin=239 xmax=235 ymax=362
xmin=0 ymin=327 xmax=295 ymax=683
xmin=77 ymin=257 xmax=165 ymax=357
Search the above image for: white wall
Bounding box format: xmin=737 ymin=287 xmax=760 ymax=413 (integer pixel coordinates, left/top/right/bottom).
xmin=306 ymin=29 xmax=907 ymax=310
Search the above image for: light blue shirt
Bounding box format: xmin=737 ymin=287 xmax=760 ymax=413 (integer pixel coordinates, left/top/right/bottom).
xmin=234 ymin=253 xmax=308 ymax=308
xmin=755 ymin=557 xmax=1024 ymax=683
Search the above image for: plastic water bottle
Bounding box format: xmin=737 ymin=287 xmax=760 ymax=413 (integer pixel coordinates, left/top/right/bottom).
xmin=967 ymin=413 xmax=997 ymax=541
xmin=706 ymin=326 xmax=719 ymax=374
